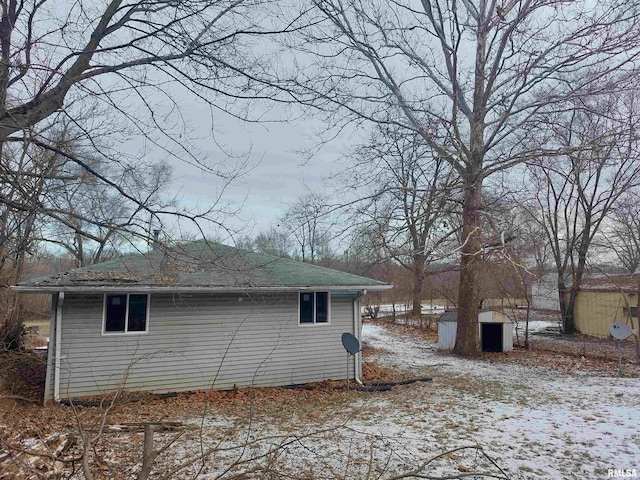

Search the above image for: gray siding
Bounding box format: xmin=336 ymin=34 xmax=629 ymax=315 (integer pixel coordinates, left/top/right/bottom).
xmin=54 ymin=292 xmax=358 ymax=398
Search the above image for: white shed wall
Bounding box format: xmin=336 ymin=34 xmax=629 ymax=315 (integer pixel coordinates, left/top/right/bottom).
xmin=502 ymin=323 xmax=514 ymax=351
xmin=438 ymin=321 xmax=457 ymax=350
xmin=478 ymin=310 xmax=509 ymax=323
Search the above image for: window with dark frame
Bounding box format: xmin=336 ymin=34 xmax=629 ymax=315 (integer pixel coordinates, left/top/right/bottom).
xmin=299 ymin=292 xmax=329 ymax=324
xmin=104 ymin=293 xmax=149 ymax=333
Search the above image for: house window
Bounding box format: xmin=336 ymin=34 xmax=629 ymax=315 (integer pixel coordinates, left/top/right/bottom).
xmin=623 ymin=306 xmax=638 ymax=318
xmin=299 ymin=292 xmax=330 ymax=324
xmin=103 ymin=294 xmax=149 ymax=334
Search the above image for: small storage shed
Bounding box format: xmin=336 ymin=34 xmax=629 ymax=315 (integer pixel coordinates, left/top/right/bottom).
xmin=568 ymin=274 xmax=639 ymax=337
xmin=438 ymin=309 xmax=513 ymax=352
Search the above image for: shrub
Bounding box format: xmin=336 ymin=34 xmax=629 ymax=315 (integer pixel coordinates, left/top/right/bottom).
xmin=0 ymin=350 xmax=46 ymax=401
xmin=1 ymin=317 xmax=24 ymax=350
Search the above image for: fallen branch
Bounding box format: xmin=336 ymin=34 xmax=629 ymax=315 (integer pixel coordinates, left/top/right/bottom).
xmin=384 ymin=445 xmax=510 ymax=480
xmin=96 ymin=422 xmax=188 ymax=433
xmin=284 ymin=377 xmax=433 ymax=392
xmin=0 ymin=394 xmax=41 ymax=403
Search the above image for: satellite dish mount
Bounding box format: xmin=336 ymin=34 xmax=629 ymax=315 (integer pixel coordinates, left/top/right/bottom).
xmin=609 ymin=323 xmax=633 ymax=376
xmin=341 ymin=333 xmax=362 ymax=391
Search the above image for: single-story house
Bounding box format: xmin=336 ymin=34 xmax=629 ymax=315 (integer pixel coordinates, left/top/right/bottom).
xmin=570 ymin=274 xmax=639 ymax=338
xmin=13 ymin=241 xmax=391 ymax=402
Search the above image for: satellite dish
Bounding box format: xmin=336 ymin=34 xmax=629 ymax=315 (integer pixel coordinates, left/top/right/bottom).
xmin=341 ymin=332 xmax=361 ymax=355
xmin=610 ymin=323 xmax=632 ymax=340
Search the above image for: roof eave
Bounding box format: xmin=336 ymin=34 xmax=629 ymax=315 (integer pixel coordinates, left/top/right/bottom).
xmin=11 ymin=284 xmax=393 ymax=294
xmin=575 ymin=287 xmax=638 ymax=293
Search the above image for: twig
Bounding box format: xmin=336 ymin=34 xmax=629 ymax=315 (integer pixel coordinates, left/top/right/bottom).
xmin=384 ymin=445 xmax=509 ymax=480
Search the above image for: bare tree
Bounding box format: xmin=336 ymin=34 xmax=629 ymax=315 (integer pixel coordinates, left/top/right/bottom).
xmin=345 ymin=126 xmax=459 ymax=317
xmin=337 ymin=224 xmax=387 ymax=277
xmin=0 ymin=0 xmax=293 ymax=140
xmin=0 ymin=0 xmax=301 ymax=338
xmin=281 ymin=193 xmax=335 ymax=263
xmin=0 ymin=128 xmax=76 ymax=340
xmin=290 ymin=0 xmax=640 ymax=355
xmin=253 ymin=226 xmax=292 ymax=257
xmin=0 ymin=0 xmax=301 ymax=248
xmin=512 ymin=206 xmax=553 ymax=281
xmin=0 ymin=118 xmax=177 ymax=342
xmin=46 ymin=158 xmax=173 ymax=267
xmin=608 ymin=190 xmax=640 ymax=274
xmin=525 ymin=93 xmax=640 ymax=334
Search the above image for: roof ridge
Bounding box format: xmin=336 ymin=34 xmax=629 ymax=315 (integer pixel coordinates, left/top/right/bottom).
xmin=14 ymin=239 xmax=390 ymax=291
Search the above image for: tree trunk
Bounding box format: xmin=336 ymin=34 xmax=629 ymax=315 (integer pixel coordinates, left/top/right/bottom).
xmin=411 ymin=263 xmax=425 ymax=318
xmin=562 ymin=222 xmax=591 ymax=334
xmin=138 ymin=425 xmax=155 ymax=480
xmin=524 ymin=297 xmax=531 ymax=350
xmin=636 ymin=278 xmax=640 ymax=365
xmin=454 ymin=16 xmax=487 ymax=357
xmin=564 ymin=286 xmax=578 ymax=334
xmin=454 ymin=178 xmax=482 ymax=357
xmin=76 ymin=232 xmax=84 ymax=268
xmin=557 ymin=272 xmax=569 ymax=332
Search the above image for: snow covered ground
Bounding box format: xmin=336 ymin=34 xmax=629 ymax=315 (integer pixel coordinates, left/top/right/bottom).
xmin=4 ymin=323 xmax=638 ymax=479
xmin=356 ymin=324 xmax=640 ymax=479
xmin=169 ymin=324 xmax=639 ymax=479
xmin=518 ymin=319 xmax=560 ymax=334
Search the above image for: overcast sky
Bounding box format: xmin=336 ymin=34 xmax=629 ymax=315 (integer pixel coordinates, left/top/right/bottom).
xmin=163 ymin=98 xmax=353 ymax=241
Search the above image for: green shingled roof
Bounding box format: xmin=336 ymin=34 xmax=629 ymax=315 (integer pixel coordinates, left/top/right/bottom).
xmin=14 ymin=241 xmax=390 ymax=292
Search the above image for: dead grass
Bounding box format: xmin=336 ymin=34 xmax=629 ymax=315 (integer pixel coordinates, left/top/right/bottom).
xmin=0 ymin=352 xmax=416 ymax=459
xmin=508 ymin=309 xmax=638 ymax=364
xmin=529 ymin=335 xmax=637 ymax=364
xmin=481 ymin=345 xmax=640 ymax=376
xmin=4 ymin=316 xmax=636 ymax=479
xmin=432 ymin=372 xmax=510 ymax=402
xmin=23 ymin=318 xmax=50 ymax=337
xmin=365 ymin=317 xmax=439 ymax=343
xmin=361 ymin=345 xmax=390 ymax=357
xmin=23 ymin=334 xmax=47 ymax=349
xmin=361 ymin=360 xmax=406 ymax=383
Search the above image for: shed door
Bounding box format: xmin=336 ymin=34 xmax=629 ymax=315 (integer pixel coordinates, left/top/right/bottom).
xmin=481 ymin=323 xmax=503 ymax=352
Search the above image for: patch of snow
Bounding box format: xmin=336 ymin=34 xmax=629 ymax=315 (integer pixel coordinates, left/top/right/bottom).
xmin=363 ymin=303 xmax=447 ymax=317
xmin=361 ymin=324 xmax=640 ymax=478
xmin=361 ymin=324 xmax=381 ymax=337
xmin=512 ymin=319 xmax=562 ymax=335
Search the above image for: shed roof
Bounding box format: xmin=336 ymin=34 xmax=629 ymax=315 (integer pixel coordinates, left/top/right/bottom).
xmin=576 ymin=274 xmax=640 ymax=293
xmin=437 ymin=309 xmax=512 ymax=323
xmin=13 ymin=240 xmax=391 ymax=293
xmin=438 ymin=310 xmax=459 ymax=323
